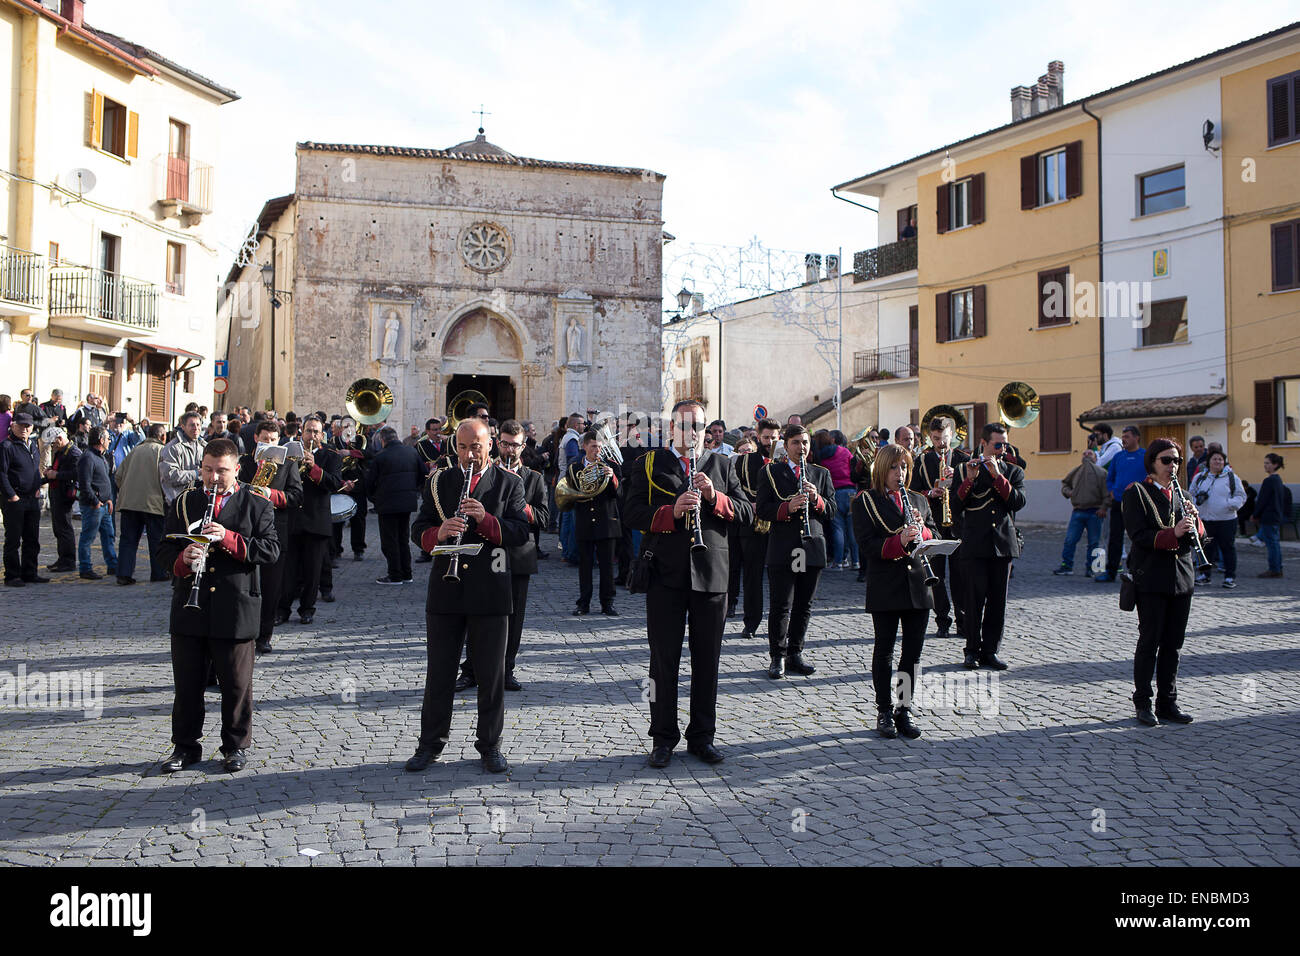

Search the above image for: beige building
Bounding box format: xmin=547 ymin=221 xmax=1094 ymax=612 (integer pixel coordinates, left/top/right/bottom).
xmin=221 ymin=132 xmax=665 ymax=430
xmin=0 ymin=0 xmax=236 ymax=421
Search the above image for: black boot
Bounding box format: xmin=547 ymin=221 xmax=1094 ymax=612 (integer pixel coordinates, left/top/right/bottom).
xmin=1133 ymin=693 xmax=1158 ymax=726
xmin=876 ymin=709 xmax=897 ymax=739
xmin=767 ymin=655 xmax=785 ymax=679
xmin=1156 ymin=700 xmax=1193 ymax=724
xmin=785 ymin=652 xmax=816 ymax=676
xmin=893 ymin=706 xmax=922 ymax=739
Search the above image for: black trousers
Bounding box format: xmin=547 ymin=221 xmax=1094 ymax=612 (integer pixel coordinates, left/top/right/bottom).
xmin=280 ymin=532 xmax=329 ymax=614
xmin=929 ymin=551 xmax=964 ymax=632
xmin=617 ymin=524 xmax=632 ymax=580
xmin=766 ymin=564 xmax=823 ymax=657
xmin=741 ymin=534 xmax=769 ymax=632
xmin=645 ymin=580 xmax=725 ymax=748
xmin=420 ymin=613 xmax=507 ymax=753
xmin=1 ymin=497 xmax=40 ymax=581
xmin=1133 ymin=591 xmax=1191 ymax=707
xmin=49 ymin=493 xmax=76 ymax=565
xmin=727 ymin=524 xmax=742 ymax=610
xmin=378 ymin=512 xmax=412 ymax=580
xmin=461 ymin=574 xmax=531 ymax=680
xmin=961 ymin=555 xmax=1012 ymax=657
xmin=331 ymin=496 xmax=368 ymax=557
xmin=871 ymin=609 xmax=929 ymax=711
xmin=1105 ymin=507 xmax=1127 ymax=575
xmin=170 ymin=633 xmax=255 ymax=754
xmin=578 ymin=537 xmax=617 ymax=609
xmin=258 ymin=544 xmax=289 ymax=640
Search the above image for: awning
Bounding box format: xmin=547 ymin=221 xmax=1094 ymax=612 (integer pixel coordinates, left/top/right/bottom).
xmin=131 ymin=341 xmax=204 ymax=361
xmin=1077 ymin=393 xmax=1228 ymax=422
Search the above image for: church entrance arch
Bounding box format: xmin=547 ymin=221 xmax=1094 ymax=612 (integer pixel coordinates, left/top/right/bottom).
xmin=446 ymin=373 xmax=515 ymax=422
xmin=439 ymin=307 xmax=524 ymax=422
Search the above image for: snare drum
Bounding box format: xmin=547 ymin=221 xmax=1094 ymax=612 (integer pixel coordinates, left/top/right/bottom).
xmin=330 ymin=493 xmax=357 ymax=523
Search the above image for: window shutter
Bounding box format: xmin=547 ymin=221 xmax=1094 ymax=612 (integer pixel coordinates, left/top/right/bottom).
xmin=1020 ymin=154 xmax=1038 ymax=209
xmin=973 ymin=402 xmax=988 ymax=440
xmin=1255 ymin=379 xmax=1278 ymax=444
xmin=935 ymin=292 xmax=950 ymax=343
xmin=972 ymin=284 xmax=987 ymax=338
xmin=908 ymin=305 xmax=919 ymax=376
xmin=126 ymin=110 xmax=139 ymax=159
xmin=90 ymin=90 xmax=104 ymax=148
xmin=936 ymin=184 xmax=949 ymax=234
xmin=897 ymin=207 xmax=909 ymax=239
xmin=1273 ymin=221 xmax=1298 ymax=291
xmin=1269 ymin=76 xmax=1291 ymax=145
xmin=970 ymin=172 xmax=985 ymax=225
xmin=1039 ymin=268 xmax=1069 ymax=326
xmin=1039 ymin=395 xmax=1057 ymax=452
xmin=1064 ymin=140 xmax=1083 ymax=198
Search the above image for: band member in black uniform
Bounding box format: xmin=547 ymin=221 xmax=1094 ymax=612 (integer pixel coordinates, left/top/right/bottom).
xmin=565 ymin=430 xmax=621 ymax=616
xmin=616 ymin=416 xmax=649 ymax=584
xmin=756 ymin=424 xmax=835 ymax=679
xmin=334 ymin=421 xmax=373 ymax=562
xmin=405 ymin=418 xmax=529 ymax=774
xmin=952 ymin=422 xmax=1026 ymax=671
xmin=238 ymin=419 xmax=302 ymax=654
xmin=734 ymin=418 xmax=780 ymax=640
xmin=1123 ymin=438 xmax=1202 ymax=726
xmin=455 ymin=419 xmax=549 ymax=693
xmin=910 ymin=415 xmax=969 ymax=639
xmin=278 ymin=417 xmax=342 ymax=625
xmin=414 ymin=418 xmax=444 ymax=564
xmin=158 ymin=438 xmax=280 ymax=774
xmin=855 ymin=444 xmax=938 ymax=738
xmin=624 ymin=400 xmax=752 ymax=768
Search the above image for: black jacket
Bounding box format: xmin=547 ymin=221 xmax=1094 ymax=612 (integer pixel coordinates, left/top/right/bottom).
xmin=623 ymin=447 xmax=752 ymax=594
xmin=756 ymin=460 xmax=836 ymax=568
xmin=0 ymin=434 xmax=43 ymax=499
xmin=734 ymin=451 xmax=774 ymax=538
xmin=411 ymin=462 xmax=531 ymax=615
xmin=161 ymin=484 xmax=280 ymax=641
xmin=291 ymin=447 xmax=343 ymax=537
xmin=951 ymin=459 xmax=1026 ymax=559
xmin=415 ymin=436 xmax=444 ymax=476
xmin=50 ymin=443 xmax=82 ymax=501
xmin=76 ymin=447 xmax=113 ymax=507
xmin=1254 ymin=473 xmax=1287 ymax=525
xmin=365 ymin=441 xmax=423 ymax=515
xmin=854 ymin=488 xmax=939 ymax=611
xmin=498 ymin=460 xmax=548 ymax=575
xmin=909 ymin=446 xmax=969 ymax=539
xmin=237 ymin=452 xmax=303 ymax=543
xmin=1123 ymin=479 xmax=1203 ymax=596
xmin=566 ymin=459 xmax=622 ymax=541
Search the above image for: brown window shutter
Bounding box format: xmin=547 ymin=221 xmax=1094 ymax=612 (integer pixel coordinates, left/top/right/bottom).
xmin=1020 ymin=154 xmax=1038 ymax=209
xmin=972 ymin=284 xmax=987 ymax=337
xmin=1269 ymin=76 xmax=1291 ymax=145
xmin=1039 ymin=395 xmax=1056 ymax=451
xmin=1273 ymin=221 xmax=1298 ymax=291
xmin=1255 ymin=379 xmax=1278 ymax=443
xmin=935 ymin=292 xmax=950 ymax=343
xmin=1060 ymin=394 xmax=1072 ymax=451
xmin=973 ymin=402 xmax=988 ymax=441
xmin=127 ymin=110 xmax=139 ymax=159
xmin=897 ymin=207 xmax=909 ymax=239
xmin=1039 ymin=268 xmax=1069 ymax=326
xmin=1065 ymin=140 xmax=1083 ymax=198
xmin=970 ymin=173 xmax=985 ymax=225
xmin=90 ymin=90 xmax=104 ymax=148
xmin=908 ymin=305 xmax=919 ymax=376
xmin=936 ymin=184 xmax=950 ymax=234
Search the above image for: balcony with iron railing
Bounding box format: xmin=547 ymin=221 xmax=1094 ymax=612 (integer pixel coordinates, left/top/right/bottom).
xmin=0 ymin=245 xmax=46 ymax=317
xmin=160 ymin=153 xmax=213 ymax=215
xmin=853 ymin=344 xmax=917 ymax=382
xmin=852 ymin=237 xmax=917 ymax=283
xmin=48 ymin=265 xmax=160 ymax=334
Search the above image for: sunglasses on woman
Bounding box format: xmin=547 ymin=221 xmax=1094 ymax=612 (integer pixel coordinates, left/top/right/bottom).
xmin=1157 ymin=456 xmax=1182 ymax=466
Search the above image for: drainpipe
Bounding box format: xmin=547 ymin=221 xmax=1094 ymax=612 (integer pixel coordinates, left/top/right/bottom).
xmin=268 ymin=234 xmax=277 ymax=413
xmin=1080 ymin=99 xmax=1104 ymax=403
xmin=830 ymin=188 xmax=878 ymax=215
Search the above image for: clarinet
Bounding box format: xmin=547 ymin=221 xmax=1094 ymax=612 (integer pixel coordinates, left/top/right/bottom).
xmin=898 ymin=478 xmax=940 ymax=587
xmin=183 ymin=482 xmax=218 ymax=609
xmin=688 ymin=446 xmax=707 ymax=552
xmin=1170 ymin=474 xmax=1213 ymax=571
xmin=797 ymin=446 xmax=813 ymax=538
xmin=443 ymin=459 xmax=477 ymax=582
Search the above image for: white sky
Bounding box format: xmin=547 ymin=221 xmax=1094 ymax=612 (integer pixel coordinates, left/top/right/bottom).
xmin=95 ymin=0 xmax=1298 ymax=279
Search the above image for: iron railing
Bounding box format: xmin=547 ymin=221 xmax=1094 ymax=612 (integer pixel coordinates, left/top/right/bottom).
xmin=0 ymin=245 xmax=45 ymax=306
xmin=49 ymin=266 xmax=160 ymax=330
xmin=853 ymin=344 xmax=915 ymax=382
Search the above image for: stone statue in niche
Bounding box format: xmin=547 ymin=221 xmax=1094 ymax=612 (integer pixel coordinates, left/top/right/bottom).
xmin=565 ymin=316 xmax=586 ymax=368
xmin=382 ymin=311 xmax=401 ymax=361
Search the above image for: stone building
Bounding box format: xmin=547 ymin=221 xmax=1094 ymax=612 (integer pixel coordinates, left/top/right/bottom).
xmin=219 ymin=131 xmax=665 ymax=430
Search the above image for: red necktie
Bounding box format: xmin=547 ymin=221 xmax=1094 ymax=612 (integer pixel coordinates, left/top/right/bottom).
xmin=469 ymin=474 xmax=481 ymax=494
xmin=1162 ymin=487 xmax=1172 ymax=504
xmin=892 ymin=491 xmax=903 ymax=512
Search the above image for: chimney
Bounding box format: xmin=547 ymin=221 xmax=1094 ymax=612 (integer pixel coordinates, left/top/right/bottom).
xmin=804 ymin=254 xmax=821 ymax=284
xmin=825 ymin=254 xmax=840 ymax=278
xmin=1034 ymin=81 xmax=1051 ymax=116
xmin=1010 ymin=61 xmax=1065 ymax=122
xmin=691 ymin=293 xmax=704 ymax=314
xmin=1010 ymin=85 xmax=1032 ymax=123
xmin=60 ymin=1 xmax=85 ymax=27
xmin=1047 ymin=60 xmax=1065 ymax=104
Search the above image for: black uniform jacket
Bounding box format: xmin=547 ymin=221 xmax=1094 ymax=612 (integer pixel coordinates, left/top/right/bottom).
xmin=566 ymin=459 xmax=622 ymax=541
xmin=161 ymin=483 xmax=281 ymax=641
xmin=238 ymin=452 xmax=303 ymax=544
xmin=291 ymin=446 xmax=344 ymax=537
xmin=411 ymin=462 xmax=530 ymax=616
xmin=734 ymin=450 xmax=774 ymax=539
xmin=854 ymin=488 xmax=939 ymax=612
xmin=365 ymin=441 xmax=424 ymax=515
xmin=623 ymin=447 xmax=752 ymax=594
xmin=909 ymin=446 xmax=970 ymax=539
xmin=497 ymin=460 xmax=548 ymax=576
xmin=416 ymin=436 xmax=444 ymax=475
xmin=951 ymin=459 xmax=1026 ymax=559
xmin=1123 ymin=478 xmax=1205 ymax=597
xmin=756 ymin=459 xmax=836 ymax=569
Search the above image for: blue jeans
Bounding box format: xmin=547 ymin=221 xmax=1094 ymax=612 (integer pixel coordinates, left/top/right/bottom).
xmin=559 ymin=510 xmax=578 ymax=563
xmin=1060 ymin=508 xmax=1101 ymax=570
xmin=78 ymin=504 xmax=118 ymax=573
xmin=1257 ymin=523 xmax=1283 ymax=573
xmin=833 ymin=487 xmax=858 ymax=565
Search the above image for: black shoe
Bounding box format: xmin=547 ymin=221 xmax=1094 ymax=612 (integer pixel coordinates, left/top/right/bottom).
xmin=330 ymin=559 xmax=340 ymax=569
xmin=160 ymin=748 xmax=200 ymax=773
xmin=1052 ymin=565 xmax=1073 ymax=576
xmin=404 ymin=744 xmax=443 ymax=772
xmin=785 ymin=653 xmax=816 ymax=676
xmin=856 ymin=571 xmax=867 ymax=583
xmin=375 ymin=576 xmax=403 ymax=585
xmin=454 ymin=673 xmax=477 ymax=693
xmin=4 ymin=578 xmax=23 ymax=587
xmin=741 ymin=629 xmax=755 ymax=641
xmin=47 ymin=562 xmax=75 ymax=572
xmin=876 ymin=710 xmax=898 ymax=739
xmin=935 ymin=627 xmax=951 ymax=640
xmin=614 ymin=577 xmax=627 ymax=587
xmin=480 ymin=749 xmax=509 ymax=774
xmin=79 ymin=570 xmax=102 ymax=580
xmin=116 ymin=576 xmax=136 ymax=586
xmin=504 ymin=671 xmax=522 ymax=692
xmin=893 ymin=707 xmax=922 ymax=739
xmin=23 ymin=575 xmax=50 ymax=583
xmin=353 ymin=552 xmax=364 ymax=562
xmin=537 ymin=551 xmax=549 ymax=560
xmin=255 ymin=640 xmax=273 ymax=655
xmin=1135 ymin=704 xmax=1158 ymax=727
xmin=573 ymin=604 xmax=589 ymax=616
xmin=686 ymin=742 xmax=724 ymax=764
xmin=1156 ymin=702 xmax=1194 ymax=724
xmin=415 ymin=552 xmax=432 ymax=563
xmin=601 ymin=606 xmax=618 ymax=616
xmin=648 ymin=745 xmax=672 ymax=768
xmin=963 ymin=652 xmax=980 ymax=670
xmin=726 ymin=603 xmax=737 ymax=618
xmin=979 ymin=653 xmax=1009 ymax=671
xmin=299 ymin=610 xmax=315 ymax=624
xmin=274 ymin=609 xmax=291 ymax=625
xmin=767 ymin=656 xmax=785 ymax=679
xmin=222 ymin=749 xmax=248 ymax=773
xmin=319 ymin=591 xmax=336 ymax=603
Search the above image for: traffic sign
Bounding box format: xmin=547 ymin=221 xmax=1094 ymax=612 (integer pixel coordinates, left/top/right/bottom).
xmin=753 ymin=404 xmax=767 ymax=421
xmin=214 ymin=360 xmax=228 ymax=378
xmin=213 ymin=376 xmax=229 ymax=395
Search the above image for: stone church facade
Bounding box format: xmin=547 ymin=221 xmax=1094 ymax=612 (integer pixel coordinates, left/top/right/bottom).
xmin=223 ymin=132 xmax=665 ymax=430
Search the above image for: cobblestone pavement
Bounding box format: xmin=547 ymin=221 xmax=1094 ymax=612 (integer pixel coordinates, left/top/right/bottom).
xmin=1 ymin=515 xmax=1297 ymax=867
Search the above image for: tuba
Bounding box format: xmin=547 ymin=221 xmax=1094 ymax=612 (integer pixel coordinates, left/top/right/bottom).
xmin=440 ymin=389 xmax=490 ymax=436
xmin=997 ymin=382 xmax=1040 ymax=429
xmin=849 ymin=426 xmax=877 ymax=470
xmin=345 ymin=378 xmax=394 ymax=426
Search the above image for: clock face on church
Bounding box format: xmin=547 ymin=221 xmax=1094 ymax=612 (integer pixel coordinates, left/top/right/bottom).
xmin=458 ymin=221 xmax=512 ymax=273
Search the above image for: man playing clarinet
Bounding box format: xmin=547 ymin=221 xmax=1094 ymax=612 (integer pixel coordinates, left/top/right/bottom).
xmin=238 ymin=418 xmax=302 ymax=655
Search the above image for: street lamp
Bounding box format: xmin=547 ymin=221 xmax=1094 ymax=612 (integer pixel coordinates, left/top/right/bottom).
xmin=676 ymin=286 xmax=693 ymax=314
xmin=261 ymin=261 xmax=281 ymax=309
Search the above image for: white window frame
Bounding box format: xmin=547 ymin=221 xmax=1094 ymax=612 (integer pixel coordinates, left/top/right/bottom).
xmin=1279 ymin=377 xmax=1300 ymax=444
xmin=949 ymin=288 xmax=974 ymax=341
xmin=949 ymin=178 xmax=971 ymax=230
xmin=1038 ymin=148 xmax=1067 ymax=207
xmin=954 ymin=403 xmax=975 ymax=451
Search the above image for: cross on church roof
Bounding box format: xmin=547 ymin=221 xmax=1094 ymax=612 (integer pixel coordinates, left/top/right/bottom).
xmin=474 ymin=104 xmax=491 ymax=134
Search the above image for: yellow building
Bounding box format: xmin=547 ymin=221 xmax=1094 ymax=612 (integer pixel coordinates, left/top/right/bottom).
xmin=0 ymin=0 xmax=236 ymax=424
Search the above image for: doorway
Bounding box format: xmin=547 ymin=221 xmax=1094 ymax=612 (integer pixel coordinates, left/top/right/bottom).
xmin=446 ymin=373 xmax=515 ymax=422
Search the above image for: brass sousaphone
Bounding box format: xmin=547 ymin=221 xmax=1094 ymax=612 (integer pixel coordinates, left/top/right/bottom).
xmin=997 ymin=381 xmax=1041 ymax=429
xmin=345 ymin=378 xmax=395 ymax=426
xmin=440 ymin=388 xmax=490 ymax=436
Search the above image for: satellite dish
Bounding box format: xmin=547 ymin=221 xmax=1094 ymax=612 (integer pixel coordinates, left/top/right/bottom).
xmin=58 ymin=168 xmax=97 ymax=196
